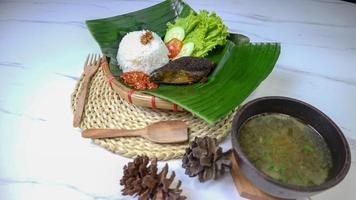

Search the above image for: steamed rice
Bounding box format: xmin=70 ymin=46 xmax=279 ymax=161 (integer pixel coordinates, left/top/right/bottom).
xmin=117 ymin=30 xmax=169 ymax=74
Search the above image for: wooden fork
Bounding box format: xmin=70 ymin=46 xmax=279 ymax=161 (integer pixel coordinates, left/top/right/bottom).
xmin=73 ymin=54 xmax=101 ymax=127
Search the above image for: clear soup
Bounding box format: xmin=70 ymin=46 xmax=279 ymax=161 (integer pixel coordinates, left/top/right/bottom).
xmin=238 ymin=113 xmax=332 ymax=187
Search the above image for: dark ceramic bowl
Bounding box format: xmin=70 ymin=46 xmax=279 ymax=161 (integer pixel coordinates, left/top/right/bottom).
xmin=231 ymin=96 xmax=351 ymax=199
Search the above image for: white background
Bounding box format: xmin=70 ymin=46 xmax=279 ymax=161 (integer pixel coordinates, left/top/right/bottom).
xmin=0 ymin=0 xmax=355 ymax=199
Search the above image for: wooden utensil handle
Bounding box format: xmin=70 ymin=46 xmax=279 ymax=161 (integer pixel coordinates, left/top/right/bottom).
xmin=73 ymin=77 xmax=91 ymax=127
xmin=82 ymin=128 xmax=145 ymax=139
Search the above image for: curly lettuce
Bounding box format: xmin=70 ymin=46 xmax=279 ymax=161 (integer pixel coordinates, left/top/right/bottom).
xmin=166 ymin=10 xmax=229 ymax=57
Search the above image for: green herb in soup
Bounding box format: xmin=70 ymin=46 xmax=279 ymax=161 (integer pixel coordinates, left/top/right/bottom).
xmin=238 ymin=113 xmax=332 ymax=187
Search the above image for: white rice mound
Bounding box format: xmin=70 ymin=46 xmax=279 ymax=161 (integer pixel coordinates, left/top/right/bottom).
xmin=117 ymin=30 xmax=169 ymax=74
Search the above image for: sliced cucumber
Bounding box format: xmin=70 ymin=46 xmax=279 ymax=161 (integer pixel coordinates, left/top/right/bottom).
xmin=176 ymin=42 xmax=195 ymax=58
xmin=164 ymin=26 xmax=185 ymax=43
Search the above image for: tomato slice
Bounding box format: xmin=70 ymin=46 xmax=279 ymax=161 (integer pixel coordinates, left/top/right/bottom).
xmin=166 ymin=38 xmax=183 ymax=59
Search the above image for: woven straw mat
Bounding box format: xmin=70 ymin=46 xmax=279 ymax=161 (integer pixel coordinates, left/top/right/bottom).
xmin=71 ymin=67 xmax=237 ymax=160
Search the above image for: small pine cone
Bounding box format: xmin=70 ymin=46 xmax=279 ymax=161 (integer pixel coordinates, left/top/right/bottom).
xmin=120 ymin=155 xmax=186 ymax=200
xmin=120 ymin=155 xmax=156 ymax=196
xmin=182 ymin=137 xmax=231 ymax=182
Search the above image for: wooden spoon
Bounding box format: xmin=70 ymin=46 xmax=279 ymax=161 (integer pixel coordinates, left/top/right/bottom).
xmin=81 ymin=120 xmax=188 ymax=144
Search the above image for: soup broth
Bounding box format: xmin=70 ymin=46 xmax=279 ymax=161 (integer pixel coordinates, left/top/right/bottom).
xmin=238 ymin=113 xmax=332 ymax=187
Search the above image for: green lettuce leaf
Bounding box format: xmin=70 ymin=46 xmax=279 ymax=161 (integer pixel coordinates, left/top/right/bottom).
xmin=167 ymin=10 xmax=229 ymax=57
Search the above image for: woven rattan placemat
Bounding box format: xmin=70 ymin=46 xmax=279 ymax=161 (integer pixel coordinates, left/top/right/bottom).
xmin=71 ymin=67 xmax=237 ymax=160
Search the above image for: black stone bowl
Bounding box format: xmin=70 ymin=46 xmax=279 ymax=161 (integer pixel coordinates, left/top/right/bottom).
xmin=231 ymin=96 xmax=351 ymax=199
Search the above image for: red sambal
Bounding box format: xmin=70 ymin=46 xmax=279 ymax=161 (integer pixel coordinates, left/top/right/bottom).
xmin=120 ymin=71 xmax=158 ymax=90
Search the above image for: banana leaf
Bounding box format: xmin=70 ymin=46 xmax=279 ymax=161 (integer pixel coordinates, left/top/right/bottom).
xmin=86 ymin=0 xmax=280 ymax=124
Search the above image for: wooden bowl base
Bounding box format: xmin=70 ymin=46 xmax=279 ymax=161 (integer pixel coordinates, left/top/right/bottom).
xmin=229 ymin=153 xmax=282 ymax=200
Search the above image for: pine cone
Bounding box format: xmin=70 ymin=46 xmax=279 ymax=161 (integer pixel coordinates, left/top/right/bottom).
xmin=120 ymin=155 xmax=186 ymax=200
xmin=182 ymin=137 xmax=231 ymax=182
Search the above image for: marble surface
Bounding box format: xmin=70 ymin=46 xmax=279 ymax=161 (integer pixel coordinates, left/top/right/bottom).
xmin=1 ymin=0 xmax=356 ymax=199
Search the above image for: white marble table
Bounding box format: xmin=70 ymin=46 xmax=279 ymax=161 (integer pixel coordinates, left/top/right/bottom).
xmin=0 ymin=0 xmax=355 ymax=199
